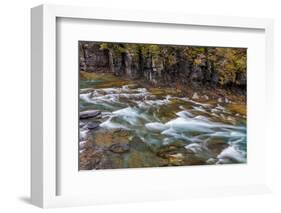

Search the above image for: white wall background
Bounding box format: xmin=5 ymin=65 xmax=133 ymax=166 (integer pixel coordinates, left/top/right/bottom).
xmin=0 ymin=0 xmax=280 ymax=212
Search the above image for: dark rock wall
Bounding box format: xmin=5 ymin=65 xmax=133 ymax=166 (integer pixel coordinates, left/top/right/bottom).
xmin=79 ymin=42 xmax=109 ymax=72
xmin=79 ymin=41 xmax=246 ymax=89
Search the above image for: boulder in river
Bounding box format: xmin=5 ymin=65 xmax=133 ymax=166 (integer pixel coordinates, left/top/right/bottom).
xmin=86 ymin=122 xmax=99 ymax=130
xmin=192 ymin=92 xmax=199 ymax=100
xmin=80 ymin=110 xmax=101 ymax=119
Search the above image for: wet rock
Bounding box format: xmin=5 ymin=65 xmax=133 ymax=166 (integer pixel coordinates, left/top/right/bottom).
xmin=109 ymin=143 xmax=130 ymax=153
xmin=86 ymin=122 xmax=99 ymax=130
xmin=167 ymin=153 xmax=185 ymax=166
xmin=157 ymin=144 xmax=187 ymax=159
xmin=192 ymin=92 xmax=199 ymax=100
xmin=80 ymin=110 xmax=101 ymax=119
xmin=129 ymin=136 xmax=151 ymax=152
xmin=218 ymin=97 xmax=223 ymax=103
xmin=203 ymin=95 xmax=209 ymax=100
xmin=205 ymin=138 xmax=229 ymax=155
xmin=127 ymin=150 xmax=169 ymax=168
xmin=125 ymin=136 xmax=169 ymax=168
xmin=112 ymin=128 xmax=130 ymax=137
xmin=157 ymin=143 xmax=206 ymax=166
xmin=91 ymin=129 xmax=130 ymax=148
xmin=157 ymin=145 xmax=179 ymax=158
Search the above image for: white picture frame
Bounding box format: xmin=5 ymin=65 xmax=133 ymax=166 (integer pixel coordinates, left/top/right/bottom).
xmin=31 ymin=4 xmax=274 ymax=208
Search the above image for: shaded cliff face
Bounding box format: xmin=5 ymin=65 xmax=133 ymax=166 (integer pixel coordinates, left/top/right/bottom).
xmin=79 ymin=42 xmax=109 ymax=72
xmin=79 ymin=41 xmax=247 ymax=90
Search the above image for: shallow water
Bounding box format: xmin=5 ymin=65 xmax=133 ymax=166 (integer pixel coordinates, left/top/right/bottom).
xmin=79 ymin=76 xmax=247 ymax=168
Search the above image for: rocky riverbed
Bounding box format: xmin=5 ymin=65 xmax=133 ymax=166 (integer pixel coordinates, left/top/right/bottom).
xmin=79 ymin=73 xmax=246 ymax=170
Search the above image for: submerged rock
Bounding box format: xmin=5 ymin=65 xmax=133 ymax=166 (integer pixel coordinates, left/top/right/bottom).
xmin=109 ymin=143 xmax=130 ymax=153
xmin=79 ymin=147 xmax=105 ymax=170
xmin=205 ymin=138 xmax=229 ymax=155
xmin=127 ymin=150 xmax=169 ymax=168
xmin=80 ymin=110 xmax=101 ymax=119
xmin=91 ymin=129 xmax=131 ymax=151
xmin=156 ymin=144 xmax=187 ymax=166
xmin=157 ymin=145 xmax=181 ymax=157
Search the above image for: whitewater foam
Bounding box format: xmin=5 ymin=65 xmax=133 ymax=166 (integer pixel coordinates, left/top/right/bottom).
xmin=145 ymin=122 xmax=168 ymax=132
xmin=217 ymin=146 xmax=245 ymax=163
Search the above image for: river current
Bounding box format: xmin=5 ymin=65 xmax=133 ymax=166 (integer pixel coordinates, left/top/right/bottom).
xmin=79 ymin=78 xmax=246 ymax=167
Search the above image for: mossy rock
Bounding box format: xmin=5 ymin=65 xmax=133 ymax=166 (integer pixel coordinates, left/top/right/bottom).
xmin=227 ymin=103 xmax=246 ymax=116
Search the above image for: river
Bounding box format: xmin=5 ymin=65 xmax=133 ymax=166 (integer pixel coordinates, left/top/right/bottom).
xmin=79 ymin=74 xmax=247 ymax=169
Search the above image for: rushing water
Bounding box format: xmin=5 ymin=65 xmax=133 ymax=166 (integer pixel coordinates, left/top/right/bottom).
xmin=79 ymin=77 xmax=247 ymax=168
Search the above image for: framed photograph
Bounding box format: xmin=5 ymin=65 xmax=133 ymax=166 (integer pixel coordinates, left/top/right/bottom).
xmin=31 ymin=4 xmax=274 ymax=208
